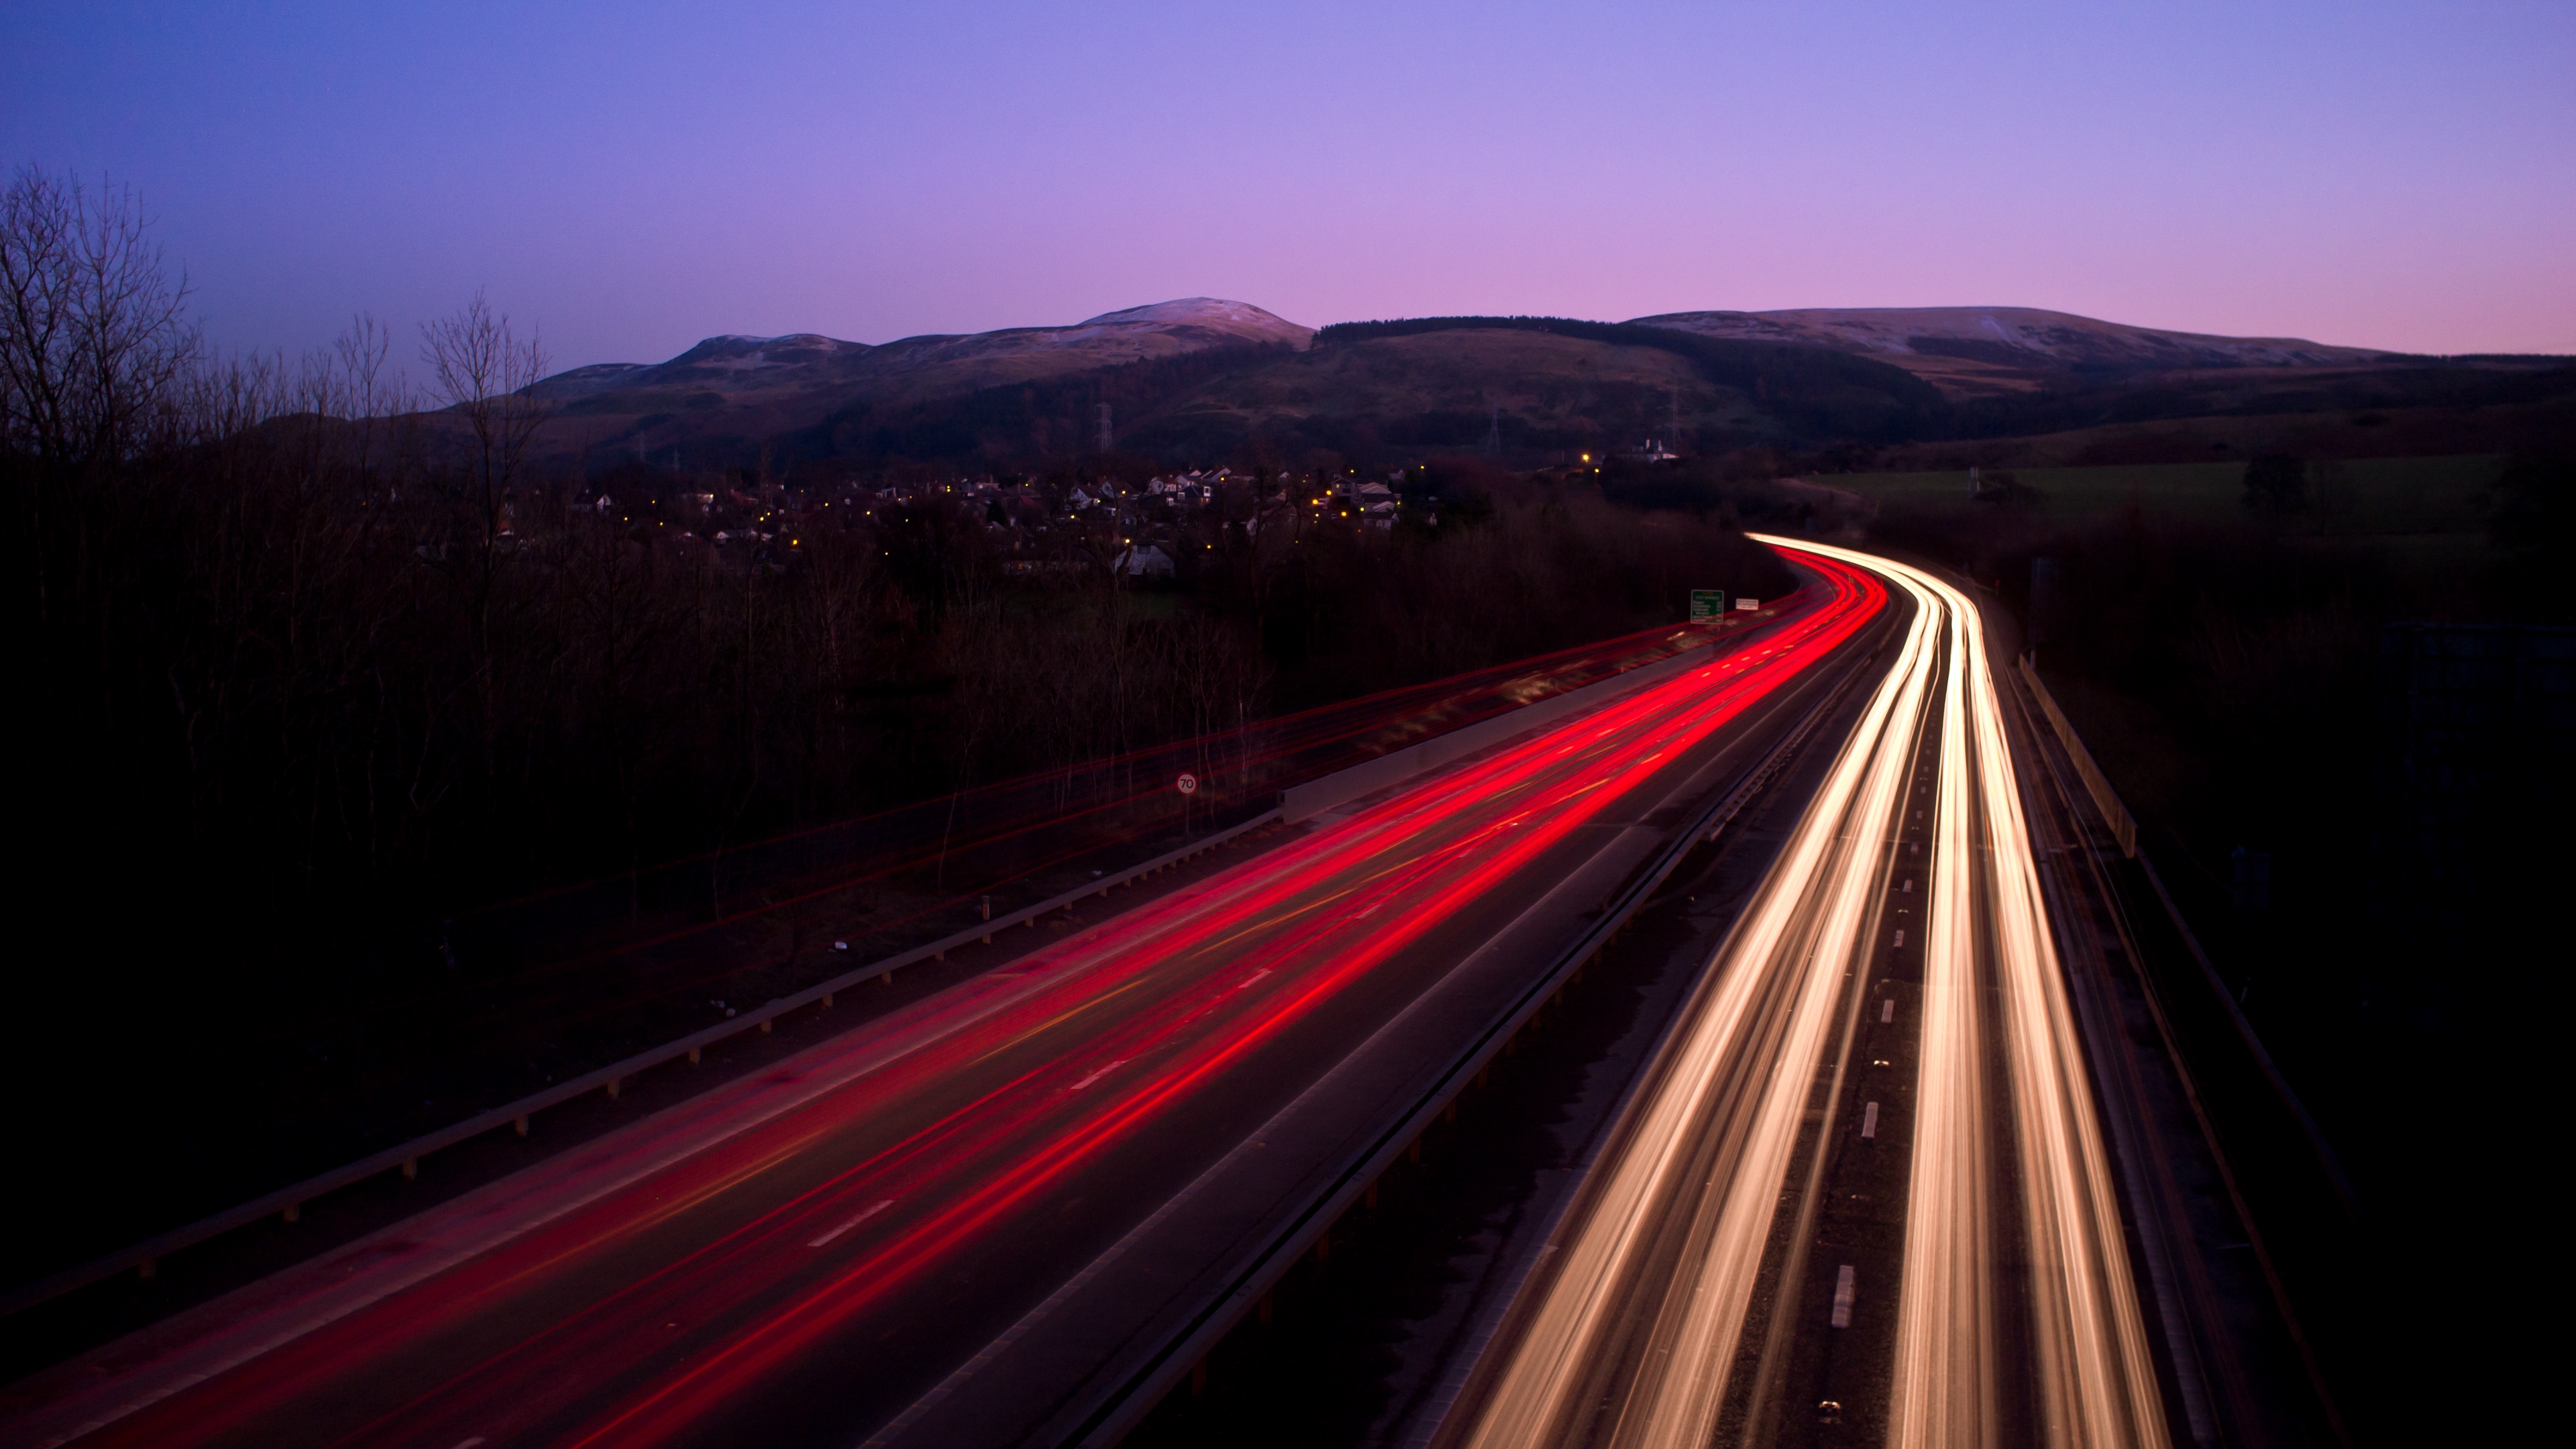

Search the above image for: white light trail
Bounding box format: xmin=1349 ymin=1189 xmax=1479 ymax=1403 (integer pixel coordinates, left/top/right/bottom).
xmin=1460 ymin=550 xmax=1943 ymax=1449
xmin=1786 ymin=539 xmax=2167 ymax=1449
xmin=1888 ymin=547 xmax=1994 ymax=1448
xmin=1450 ymin=539 xmax=2167 ymax=1449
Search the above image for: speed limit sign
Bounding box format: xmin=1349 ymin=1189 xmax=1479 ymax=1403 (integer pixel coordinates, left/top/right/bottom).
xmin=1176 ymin=773 xmax=1199 ymax=795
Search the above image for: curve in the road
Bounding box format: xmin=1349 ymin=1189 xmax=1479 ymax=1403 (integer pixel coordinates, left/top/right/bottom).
xmin=1445 ymin=539 xmax=2169 ymax=1449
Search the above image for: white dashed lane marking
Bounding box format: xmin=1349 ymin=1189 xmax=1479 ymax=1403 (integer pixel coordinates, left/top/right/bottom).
xmin=808 ymin=1200 xmax=895 ymax=1248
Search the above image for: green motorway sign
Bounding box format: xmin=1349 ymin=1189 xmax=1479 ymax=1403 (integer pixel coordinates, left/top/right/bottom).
xmin=1689 ymin=588 xmax=1726 ymax=621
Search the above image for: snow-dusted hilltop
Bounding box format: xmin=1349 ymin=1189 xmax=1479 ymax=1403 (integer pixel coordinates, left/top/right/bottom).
xmin=1629 ymin=306 xmax=2386 ymax=372
xmin=1073 ymin=298 xmax=1313 ymax=347
xmin=527 ymin=299 xmax=1309 ymax=402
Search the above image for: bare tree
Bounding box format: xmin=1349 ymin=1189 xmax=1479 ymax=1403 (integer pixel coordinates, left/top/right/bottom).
xmin=325 ymin=313 xmax=409 ymax=486
xmin=420 ymin=290 xmax=547 ymax=547
xmin=420 ymin=292 xmax=549 ymax=773
xmin=0 ymin=165 xmax=200 ymax=468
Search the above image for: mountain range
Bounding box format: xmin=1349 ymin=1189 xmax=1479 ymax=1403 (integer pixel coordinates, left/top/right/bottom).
xmin=515 ymin=299 xmax=2558 ymax=472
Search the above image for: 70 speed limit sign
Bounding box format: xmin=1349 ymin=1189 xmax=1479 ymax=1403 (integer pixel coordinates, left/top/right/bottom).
xmin=1176 ymin=773 xmax=1199 ymax=795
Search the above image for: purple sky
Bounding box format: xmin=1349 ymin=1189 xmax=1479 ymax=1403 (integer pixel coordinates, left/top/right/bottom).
xmin=7 ymin=1 xmax=2571 ymax=372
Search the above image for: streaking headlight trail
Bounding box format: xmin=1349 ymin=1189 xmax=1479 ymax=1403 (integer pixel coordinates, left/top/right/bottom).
xmin=1450 ymin=539 xmax=2167 ymax=1449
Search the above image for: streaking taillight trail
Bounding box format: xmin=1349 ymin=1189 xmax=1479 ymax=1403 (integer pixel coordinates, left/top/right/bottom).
xmin=61 ymin=552 xmax=1889 ymax=1449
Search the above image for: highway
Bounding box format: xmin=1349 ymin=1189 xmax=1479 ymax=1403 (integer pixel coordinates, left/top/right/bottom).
xmin=1440 ymin=541 xmax=2168 ymax=1449
xmin=1 ymin=553 xmax=1896 ymax=1448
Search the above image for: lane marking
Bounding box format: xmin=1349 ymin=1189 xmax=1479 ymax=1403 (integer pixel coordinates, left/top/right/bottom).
xmin=1880 ymin=1000 xmax=1894 ymax=1023
xmin=1831 ymin=1265 xmax=1856 ymax=1328
xmin=808 ymin=1200 xmax=894 ymax=1248
xmin=1892 ymin=930 xmax=1905 ymax=947
xmin=1066 ymin=1060 xmax=1128 ymax=1093
xmin=1860 ymin=1102 xmax=1879 ymax=1139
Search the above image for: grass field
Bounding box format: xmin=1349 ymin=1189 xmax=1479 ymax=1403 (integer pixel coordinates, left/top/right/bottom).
xmin=1831 ymin=453 xmax=2505 ymax=536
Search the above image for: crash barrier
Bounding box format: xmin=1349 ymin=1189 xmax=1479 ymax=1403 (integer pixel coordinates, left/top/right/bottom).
xmin=2003 ymin=652 xmax=2359 ymax=1224
xmin=2017 ymin=652 xmax=2139 ymax=857
xmin=0 ymin=806 xmax=1283 ymax=1318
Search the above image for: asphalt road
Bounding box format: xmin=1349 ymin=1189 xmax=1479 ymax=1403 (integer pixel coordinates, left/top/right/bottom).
xmin=1439 ymin=542 xmax=2171 ymax=1449
xmin=2 ymin=554 xmax=1893 ymax=1449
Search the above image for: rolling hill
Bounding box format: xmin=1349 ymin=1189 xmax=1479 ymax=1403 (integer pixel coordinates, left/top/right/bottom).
xmin=1629 ymin=306 xmax=2396 ymax=400
xmin=535 ymin=299 xmax=1310 ymax=406
xmin=506 ymin=298 xmax=2560 ymax=474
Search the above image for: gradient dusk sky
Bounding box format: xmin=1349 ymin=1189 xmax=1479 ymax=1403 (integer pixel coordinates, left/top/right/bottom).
xmin=5 ymin=1 xmax=2570 ymax=372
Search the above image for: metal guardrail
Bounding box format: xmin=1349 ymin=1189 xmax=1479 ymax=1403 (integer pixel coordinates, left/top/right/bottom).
xmin=2018 ymin=651 xmax=2140 ymax=857
xmin=2004 ymin=652 xmax=2357 ymax=1222
xmin=1998 ymin=629 xmax=2363 ymax=1446
xmin=0 ymin=806 xmax=1286 ymax=1319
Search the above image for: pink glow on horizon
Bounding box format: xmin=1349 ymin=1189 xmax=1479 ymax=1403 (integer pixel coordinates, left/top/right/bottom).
xmin=5 ymin=2 xmax=2569 ymax=368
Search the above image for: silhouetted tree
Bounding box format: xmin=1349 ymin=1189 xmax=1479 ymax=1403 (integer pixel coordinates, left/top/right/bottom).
xmin=0 ymin=164 xmax=201 ymax=469
xmin=2241 ymin=452 xmax=2307 ymax=519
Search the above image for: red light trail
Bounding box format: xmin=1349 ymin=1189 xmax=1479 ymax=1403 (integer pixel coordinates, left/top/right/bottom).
xmin=18 ymin=555 xmax=1886 ymax=1449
